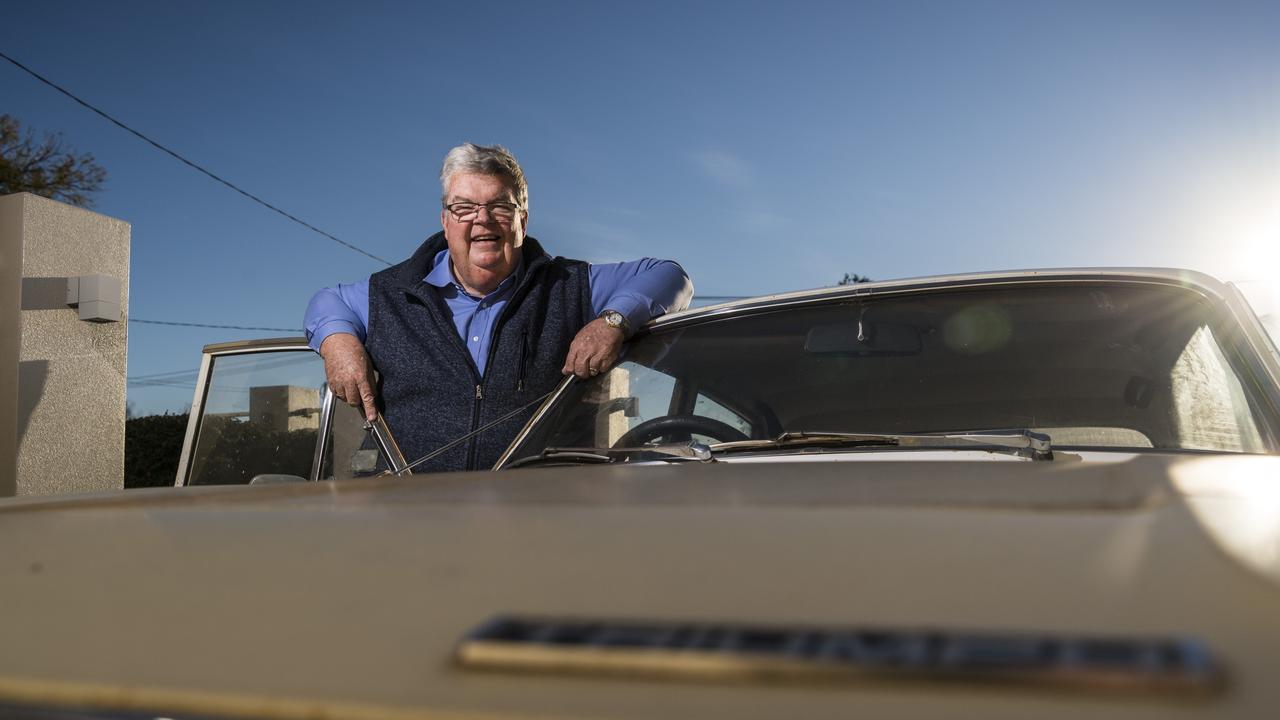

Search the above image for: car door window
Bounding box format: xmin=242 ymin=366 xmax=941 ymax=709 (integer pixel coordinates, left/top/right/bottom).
xmin=185 ymin=350 xmax=325 ymax=485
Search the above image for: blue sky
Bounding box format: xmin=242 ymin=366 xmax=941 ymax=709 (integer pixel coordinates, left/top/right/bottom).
xmin=3 ymin=1 xmax=1278 ymax=415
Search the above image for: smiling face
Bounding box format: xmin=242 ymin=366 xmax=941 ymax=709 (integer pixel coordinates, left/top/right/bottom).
xmin=440 ymin=172 xmax=527 ymax=296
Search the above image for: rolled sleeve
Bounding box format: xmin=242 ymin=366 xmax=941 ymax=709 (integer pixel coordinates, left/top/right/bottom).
xmin=304 ymin=281 xmax=371 ymax=352
xmin=589 ymin=258 xmax=694 ymax=335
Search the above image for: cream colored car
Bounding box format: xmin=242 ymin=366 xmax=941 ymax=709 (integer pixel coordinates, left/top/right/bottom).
xmin=2 ymin=268 xmax=1279 ymax=719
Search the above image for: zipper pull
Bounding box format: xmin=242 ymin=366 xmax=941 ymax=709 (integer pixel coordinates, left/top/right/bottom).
xmin=475 ymin=384 xmax=484 ymax=400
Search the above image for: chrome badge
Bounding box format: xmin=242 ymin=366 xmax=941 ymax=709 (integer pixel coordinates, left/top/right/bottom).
xmin=455 ymin=616 xmax=1221 ymax=695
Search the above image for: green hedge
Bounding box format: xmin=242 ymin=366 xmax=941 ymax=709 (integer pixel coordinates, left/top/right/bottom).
xmin=124 ymin=413 xmax=189 ymax=488
xmin=184 ymin=416 xmax=316 ymax=485
xmin=125 ymin=413 xmax=318 ymax=488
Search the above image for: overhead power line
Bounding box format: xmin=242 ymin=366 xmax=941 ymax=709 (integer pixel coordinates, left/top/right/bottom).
xmin=127 ymin=378 xmax=197 ymax=389
xmin=129 ymin=318 xmax=302 ymax=332
xmin=127 ymin=368 xmax=199 ymax=381
xmin=129 ymin=352 xmax=312 ymax=387
xmin=0 ymin=49 xmax=392 ymax=266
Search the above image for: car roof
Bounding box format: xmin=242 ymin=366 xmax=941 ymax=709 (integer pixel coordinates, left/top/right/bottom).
xmin=651 ymin=267 xmax=1229 ymax=331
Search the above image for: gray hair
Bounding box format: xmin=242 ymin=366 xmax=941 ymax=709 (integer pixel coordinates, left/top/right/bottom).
xmin=439 ymin=143 xmax=529 ymax=210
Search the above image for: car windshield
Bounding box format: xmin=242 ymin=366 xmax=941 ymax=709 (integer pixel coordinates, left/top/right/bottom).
xmin=506 ymin=282 xmax=1276 ymax=461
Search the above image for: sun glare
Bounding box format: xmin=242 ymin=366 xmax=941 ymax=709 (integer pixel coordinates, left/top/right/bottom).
xmin=1218 ymin=210 xmax=1280 ymax=283
xmin=1189 ymin=165 xmax=1280 ymax=327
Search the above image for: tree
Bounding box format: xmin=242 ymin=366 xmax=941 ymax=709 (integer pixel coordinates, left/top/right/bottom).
xmin=0 ymin=114 xmax=107 ymax=208
xmin=838 ymin=273 xmax=873 ymax=285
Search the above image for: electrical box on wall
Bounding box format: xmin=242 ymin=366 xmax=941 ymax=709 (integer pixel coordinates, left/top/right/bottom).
xmin=66 ymin=274 xmax=121 ymax=323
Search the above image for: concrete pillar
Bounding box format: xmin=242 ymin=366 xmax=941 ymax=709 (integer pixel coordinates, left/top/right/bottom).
xmin=0 ymin=193 xmax=131 ymax=496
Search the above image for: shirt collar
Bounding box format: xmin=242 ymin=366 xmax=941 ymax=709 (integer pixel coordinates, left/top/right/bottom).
xmin=423 ymin=249 xmax=523 ymax=297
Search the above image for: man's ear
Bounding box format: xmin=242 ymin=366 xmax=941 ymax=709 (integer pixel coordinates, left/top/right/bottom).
xmin=440 ymin=207 xmax=448 ymax=230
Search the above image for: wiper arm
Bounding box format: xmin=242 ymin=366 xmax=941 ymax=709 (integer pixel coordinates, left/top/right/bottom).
xmin=712 ymin=432 xmax=903 ymax=452
xmin=916 ymin=430 xmax=1052 ymax=459
xmin=711 ymin=430 xmax=1053 ymax=461
xmin=506 ymin=441 xmax=715 ymax=470
xmin=504 ymin=449 xmax=617 ymax=469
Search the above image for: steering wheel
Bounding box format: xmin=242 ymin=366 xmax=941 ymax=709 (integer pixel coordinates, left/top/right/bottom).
xmin=613 ymin=414 xmax=751 ymax=447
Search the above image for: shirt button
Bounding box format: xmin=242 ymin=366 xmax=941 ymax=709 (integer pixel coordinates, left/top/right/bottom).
xmin=472 ymin=336 xmax=479 ymax=342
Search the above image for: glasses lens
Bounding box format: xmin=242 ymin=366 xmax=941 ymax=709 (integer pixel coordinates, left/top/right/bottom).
xmin=489 ymin=203 xmax=517 ymax=220
xmin=448 ymin=202 xmax=478 ymax=220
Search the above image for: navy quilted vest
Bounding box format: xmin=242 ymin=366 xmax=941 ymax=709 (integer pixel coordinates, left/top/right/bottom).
xmin=366 ymin=232 xmax=592 ymax=472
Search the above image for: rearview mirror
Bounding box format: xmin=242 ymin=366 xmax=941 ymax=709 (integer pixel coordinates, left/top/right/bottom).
xmin=804 ymin=321 xmax=922 ymax=356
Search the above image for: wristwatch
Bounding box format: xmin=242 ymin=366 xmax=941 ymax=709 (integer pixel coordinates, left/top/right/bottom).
xmin=599 ymin=309 xmax=630 ymax=336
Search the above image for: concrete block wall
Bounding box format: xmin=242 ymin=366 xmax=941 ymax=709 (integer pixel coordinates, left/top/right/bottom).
xmin=0 ymin=193 xmax=131 ymax=496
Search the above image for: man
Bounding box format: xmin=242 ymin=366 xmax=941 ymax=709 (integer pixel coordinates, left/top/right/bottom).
xmin=305 ymin=143 xmax=692 ymax=472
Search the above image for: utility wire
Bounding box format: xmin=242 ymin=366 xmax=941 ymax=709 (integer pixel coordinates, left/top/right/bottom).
xmin=2 ymin=53 xmax=763 ymax=321
xmin=129 ymin=352 xmax=310 ymax=386
xmin=129 ymin=318 xmax=302 ymax=332
xmin=0 ymin=49 xmax=392 ymax=266
xmin=127 ymin=368 xmax=198 ymax=381
xmin=128 ymin=376 xmax=196 ymax=386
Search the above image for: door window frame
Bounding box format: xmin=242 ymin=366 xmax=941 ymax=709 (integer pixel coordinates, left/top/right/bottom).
xmin=175 ymin=337 xmax=330 ymax=486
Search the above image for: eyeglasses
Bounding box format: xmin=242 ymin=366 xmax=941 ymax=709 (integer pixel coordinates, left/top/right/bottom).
xmin=445 ymin=201 xmax=522 ymax=223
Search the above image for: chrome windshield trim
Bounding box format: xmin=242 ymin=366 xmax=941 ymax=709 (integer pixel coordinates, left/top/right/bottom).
xmin=367 ymin=414 xmax=412 ymax=476
xmin=1220 ymin=283 xmax=1280 ymax=450
xmin=1224 ymin=282 xmax=1280 ymax=387
xmin=310 ymin=384 xmax=336 ymax=482
xmin=649 ymin=268 xmax=1231 ymax=333
xmin=174 ymin=350 xmax=214 ymax=487
xmin=493 ymin=375 xmax=575 ymax=469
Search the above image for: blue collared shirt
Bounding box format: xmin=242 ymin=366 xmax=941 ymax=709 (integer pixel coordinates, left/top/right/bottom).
xmin=305 ymin=251 xmax=692 ymax=375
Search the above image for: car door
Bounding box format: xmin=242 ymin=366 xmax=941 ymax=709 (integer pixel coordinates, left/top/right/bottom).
xmin=175 ymin=338 xmax=406 ymax=486
xmin=175 ymin=338 xmax=324 ymax=485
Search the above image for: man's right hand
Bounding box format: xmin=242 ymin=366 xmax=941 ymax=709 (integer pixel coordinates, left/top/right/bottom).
xmin=319 ymin=333 xmax=378 ymax=422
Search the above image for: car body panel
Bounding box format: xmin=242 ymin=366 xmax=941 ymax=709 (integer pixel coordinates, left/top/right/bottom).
xmin=3 ymin=454 xmax=1280 ymax=719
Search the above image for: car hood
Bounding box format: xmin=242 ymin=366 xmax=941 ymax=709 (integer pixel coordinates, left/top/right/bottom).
xmin=1 ymin=453 xmax=1279 ymax=719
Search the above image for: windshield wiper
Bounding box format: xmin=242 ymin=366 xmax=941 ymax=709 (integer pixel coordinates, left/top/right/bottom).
xmin=710 ymin=430 xmax=1053 ymax=461
xmin=505 ymin=441 xmax=716 ymax=469
xmin=508 ymin=430 xmax=1052 ymax=469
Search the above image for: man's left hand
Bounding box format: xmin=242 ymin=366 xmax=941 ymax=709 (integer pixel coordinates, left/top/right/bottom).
xmin=563 ymin=318 xmax=625 ymax=379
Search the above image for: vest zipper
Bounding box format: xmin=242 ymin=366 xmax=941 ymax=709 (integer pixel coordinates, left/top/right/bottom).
xmin=516 ymin=330 xmax=530 ymax=393
xmin=466 ymin=383 xmax=484 ymax=470
xmin=467 ymin=257 xmax=548 ymax=470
